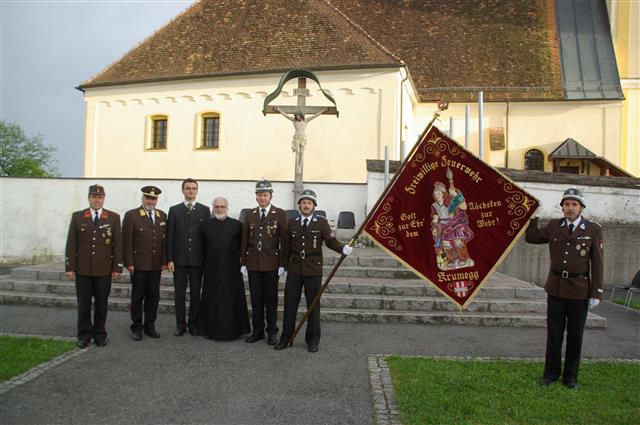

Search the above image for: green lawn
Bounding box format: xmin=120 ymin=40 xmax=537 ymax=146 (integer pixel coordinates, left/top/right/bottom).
xmin=613 ymin=298 xmax=640 ymax=310
xmin=0 ymin=336 xmax=76 ymax=382
xmin=387 ymin=356 xmax=639 ymax=425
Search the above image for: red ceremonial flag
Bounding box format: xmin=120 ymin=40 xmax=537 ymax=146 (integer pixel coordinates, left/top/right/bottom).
xmin=364 ymin=125 xmax=539 ymax=309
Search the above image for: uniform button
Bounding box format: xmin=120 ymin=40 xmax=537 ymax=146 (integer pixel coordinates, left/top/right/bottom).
xmin=93 ymin=237 xmax=96 ymax=240
xmin=188 ymin=248 xmax=191 ymax=251
xmin=153 ymin=250 xmax=155 ymax=253
xmin=188 ymin=238 xmax=192 ymax=242
xmin=566 ymin=243 xmax=570 ymax=246
xmin=92 ymin=252 xmax=95 ymax=255
xmin=563 ymin=260 xmax=567 ymax=264
xmin=564 ymin=252 xmax=568 ymax=254
xmin=92 ymin=245 xmax=95 ymax=248
xmin=259 ymin=234 xmax=262 ymax=236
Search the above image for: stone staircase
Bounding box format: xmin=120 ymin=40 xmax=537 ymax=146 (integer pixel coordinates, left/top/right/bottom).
xmin=0 ymin=249 xmax=606 ymax=328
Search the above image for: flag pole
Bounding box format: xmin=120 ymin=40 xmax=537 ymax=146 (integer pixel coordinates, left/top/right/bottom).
xmin=286 ymin=103 xmax=448 ymax=347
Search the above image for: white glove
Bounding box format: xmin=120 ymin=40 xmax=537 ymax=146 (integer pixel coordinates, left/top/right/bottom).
xmin=278 ymin=266 xmax=285 ymax=276
xmin=342 ymin=245 xmax=353 ymax=256
xmin=588 ymin=298 xmax=600 ymax=310
xmin=240 ymin=266 xmax=248 ymax=277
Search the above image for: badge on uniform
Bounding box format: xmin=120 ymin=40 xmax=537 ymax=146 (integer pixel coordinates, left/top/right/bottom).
xmin=580 ymin=249 xmax=587 ymax=257
xmin=575 ymin=244 xmax=581 ymax=251
xmin=313 ymin=236 xmax=318 ymax=248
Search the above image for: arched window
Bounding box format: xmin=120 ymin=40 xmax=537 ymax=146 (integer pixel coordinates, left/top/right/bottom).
xmin=524 ymin=149 xmax=544 ymax=171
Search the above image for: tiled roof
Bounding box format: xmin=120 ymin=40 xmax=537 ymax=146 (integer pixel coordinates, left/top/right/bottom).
xmin=548 ymin=138 xmax=597 ymax=159
xmin=80 ymin=0 xmax=565 ymax=101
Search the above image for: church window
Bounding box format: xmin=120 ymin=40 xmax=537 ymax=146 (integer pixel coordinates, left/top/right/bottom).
xmin=149 ymin=115 xmax=168 ymax=150
xmin=199 ymin=112 xmax=220 ymax=149
xmin=524 ymin=149 xmax=544 ymax=171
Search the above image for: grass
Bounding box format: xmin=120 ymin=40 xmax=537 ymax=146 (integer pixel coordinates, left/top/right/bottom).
xmin=0 ymin=336 xmax=76 ymax=382
xmin=613 ymin=298 xmax=640 ymax=310
xmin=387 ymin=356 xmax=639 ymax=425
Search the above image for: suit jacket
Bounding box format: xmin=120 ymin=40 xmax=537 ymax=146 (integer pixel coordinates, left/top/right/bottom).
xmin=122 ymin=207 xmax=167 ymax=271
xmin=241 ymin=205 xmax=288 ymax=271
xmin=65 ymin=208 xmax=123 ymax=276
xmin=166 ymin=201 xmax=210 ymax=267
xmin=283 ymin=214 xmax=343 ymax=277
xmin=526 ymin=217 xmax=604 ymax=300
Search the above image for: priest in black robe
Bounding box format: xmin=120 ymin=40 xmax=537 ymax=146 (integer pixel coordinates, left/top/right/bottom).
xmin=199 ymin=197 xmax=250 ymax=340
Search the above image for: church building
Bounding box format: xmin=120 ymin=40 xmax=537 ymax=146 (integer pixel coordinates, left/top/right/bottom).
xmin=78 ymin=0 xmax=638 ymax=182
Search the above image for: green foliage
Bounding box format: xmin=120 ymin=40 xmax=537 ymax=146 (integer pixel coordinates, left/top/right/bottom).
xmin=613 ymin=298 xmax=640 ymax=310
xmin=0 ymin=336 xmax=75 ymax=381
xmin=387 ymin=356 xmax=639 ymax=425
xmin=0 ymin=120 xmax=59 ymax=177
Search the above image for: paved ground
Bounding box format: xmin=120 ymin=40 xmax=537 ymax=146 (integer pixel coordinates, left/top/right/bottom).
xmin=0 ymin=300 xmax=638 ymax=425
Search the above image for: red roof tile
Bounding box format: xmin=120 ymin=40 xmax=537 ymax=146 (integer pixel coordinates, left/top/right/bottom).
xmin=80 ymin=0 xmax=565 ymax=101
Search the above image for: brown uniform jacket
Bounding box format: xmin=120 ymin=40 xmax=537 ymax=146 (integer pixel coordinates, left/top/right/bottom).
xmin=122 ymin=207 xmax=167 ymax=271
xmin=65 ymin=208 xmax=123 ymax=276
xmin=525 ymin=217 xmax=604 ymax=300
xmin=241 ymin=205 xmax=288 ymax=271
xmin=283 ymin=214 xmax=344 ymax=277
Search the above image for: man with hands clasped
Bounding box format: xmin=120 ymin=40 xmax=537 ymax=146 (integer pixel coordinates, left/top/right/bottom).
xmin=241 ymin=179 xmax=288 ymax=345
xmin=526 ymin=187 xmax=604 ymax=390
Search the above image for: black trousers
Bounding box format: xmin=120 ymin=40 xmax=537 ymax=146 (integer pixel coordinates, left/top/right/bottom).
xmin=247 ymin=270 xmax=279 ymax=336
xmin=173 ymin=266 xmax=203 ymax=331
xmin=544 ymin=295 xmax=588 ymax=383
xmin=130 ymin=270 xmax=161 ymax=332
xmin=75 ymin=274 xmax=112 ymax=342
xmin=280 ymin=273 xmax=321 ymax=347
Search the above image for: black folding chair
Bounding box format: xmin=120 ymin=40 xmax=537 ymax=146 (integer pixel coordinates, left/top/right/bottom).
xmin=337 ymin=211 xmax=355 ymax=229
xmin=610 ymin=269 xmax=640 ymax=313
xmin=286 ymin=209 xmax=298 ymax=221
xmin=315 ymin=210 xmax=327 ymax=218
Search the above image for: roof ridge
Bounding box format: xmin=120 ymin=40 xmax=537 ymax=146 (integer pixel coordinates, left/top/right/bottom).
xmin=323 ymin=0 xmax=403 ymax=65
xmin=80 ymin=1 xmax=201 ymax=87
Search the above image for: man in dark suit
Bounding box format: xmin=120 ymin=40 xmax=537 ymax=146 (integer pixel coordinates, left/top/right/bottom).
xmin=65 ymin=184 xmax=123 ymax=348
xmin=123 ymin=186 xmax=167 ymax=341
xmin=166 ymin=178 xmax=211 ymax=336
xmin=240 ymin=179 xmax=288 ymax=345
xmin=526 ymin=187 xmax=604 ymax=389
xmin=275 ymin=190 xmax=352 ymax=353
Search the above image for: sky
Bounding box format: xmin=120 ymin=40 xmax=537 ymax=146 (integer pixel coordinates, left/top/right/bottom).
xmin=1 ymin=0 xmax=196 ymax=177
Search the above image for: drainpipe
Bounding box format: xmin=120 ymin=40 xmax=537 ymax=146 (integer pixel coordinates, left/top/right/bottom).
xmin=504 ymin=101 xmax=510 ymax=168
xmin=399 ymin=64 xmax=409 ymax=159
xmin=478 ymin=90 xmax=484 ymax=160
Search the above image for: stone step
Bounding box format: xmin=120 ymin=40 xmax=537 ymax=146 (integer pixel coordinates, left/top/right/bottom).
xmin=0 ymin=291 xmax=607 ymax=328
xmin=0 ymin=277 xmax=546 ymax=300
xmin=0 ymin=279 xmax=547 ymax=313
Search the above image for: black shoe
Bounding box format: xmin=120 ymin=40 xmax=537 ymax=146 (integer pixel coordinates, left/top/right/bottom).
xmin=189 ymin=328 xmax=199 ymax=336
xmin=538 ymin=377 xmax=558 ymax=386
xmin=77 ymin=339 xmax=90 ymax=349
xmin=308 ymin=344 xmax=319 ymax=353
xmin=144 ymin=328 xmax=161 ymax=338
xmin=274 ymin=341 xmax=288 ymax=350
xmin=174 ymin=328 xmax=186 ymax=337
xmin=94 ymin=337 xmax=108 ymax=347
xmin=267 ymin=334 xmax=278 ymax=345
xmin=245 ymin=333 xmax=265 ymax=343
xmin=563 ymin=380 xmax=579 ymax=390
xmin=131 ymin=329 xmax=143 ymax=341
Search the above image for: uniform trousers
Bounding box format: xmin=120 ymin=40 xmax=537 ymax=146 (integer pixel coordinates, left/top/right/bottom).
xmin=247 ymin=270 xmax=279 ymax=336
xmin=130 ymin=270 xmax=161 ymax=332
xmin=280 ymin=273 xmax=321 ymax=347
xmin=75 ymin=274 xmax=112 ymax=342
xmin=173 ymin=266 xmax=203 ymax=331
xmin=544 ymin=294 xmax=588 ymax=383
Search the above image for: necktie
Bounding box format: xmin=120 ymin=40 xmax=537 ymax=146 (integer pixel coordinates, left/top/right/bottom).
xmin=93 ymin=211 xmax=99 ymax=225
xmin=261 ymin=209 xmax=266 ymax=221
xmin=568 ymin=223 xmax=574 ymax=234
xmin=187 ymin=203 xmax=193 ymax=211
xmin=148 ymin=211 xmax=154 ymax=224
xmin=302 ymin=218 xmax=308 ymax=232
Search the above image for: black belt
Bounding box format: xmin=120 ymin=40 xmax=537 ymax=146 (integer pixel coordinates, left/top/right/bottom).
xmin=552 ymin=270 xmax=589 ymax=279
xmin=292 ymin=251 xmax=321 ymax=259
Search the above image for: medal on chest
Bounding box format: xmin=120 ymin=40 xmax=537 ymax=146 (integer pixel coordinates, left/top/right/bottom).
xmin=313 ymin=235 xmax=318 ymax=248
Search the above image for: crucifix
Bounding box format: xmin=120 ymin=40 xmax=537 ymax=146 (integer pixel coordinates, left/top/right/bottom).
xmin=263 ymin=69 xmax=339 ymax=205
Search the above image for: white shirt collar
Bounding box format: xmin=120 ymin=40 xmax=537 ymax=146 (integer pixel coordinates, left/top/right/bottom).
xmin=184 ymin=200 xmax=196 ymax=208
xmin=259 ymin=204 xmax=272 ymax=215
xmin=90 ymin=208 xmax=103 ymax=216
xmin=567 ymin=216 xmax=582 ymax=228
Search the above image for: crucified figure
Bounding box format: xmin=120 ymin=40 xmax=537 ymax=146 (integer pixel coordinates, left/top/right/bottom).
xmin=274 ymin=107 xmax=327 ymax=182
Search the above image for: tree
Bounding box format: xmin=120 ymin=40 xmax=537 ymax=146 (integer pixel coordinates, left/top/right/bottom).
xmin=0 ymin=120 xmax=59 ymax=177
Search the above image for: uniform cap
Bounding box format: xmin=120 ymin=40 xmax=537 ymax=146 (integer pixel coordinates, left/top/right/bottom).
xmin=255 ymin=179 xmax=273 ymax=193
xmin=297 ymin=189 xmax=317 ymax=206
xmin=560 ymin=187 xmax=585 ymax=208
xmin=141 ymin=185 xmax=162 ymax=198
xmin=88 ymin=184 xmax=105 ymax=195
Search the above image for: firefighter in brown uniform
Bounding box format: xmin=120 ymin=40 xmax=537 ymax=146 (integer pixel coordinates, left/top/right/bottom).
xmin=240 ymin=179 xmax=288 ymax=345
xmin=275 ymin=190 xmax=352 ymax=352
xmin=65 ymin=184 xmax=123 ymax=348
xmin=526 ymin=187 xmax=604 ymax=389
xmin=122 ymin=186 xmax=167 ymax=341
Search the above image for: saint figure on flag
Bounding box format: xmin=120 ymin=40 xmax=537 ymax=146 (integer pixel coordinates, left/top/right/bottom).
xmin=430 ymin=172 xmax=475 ymax=270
